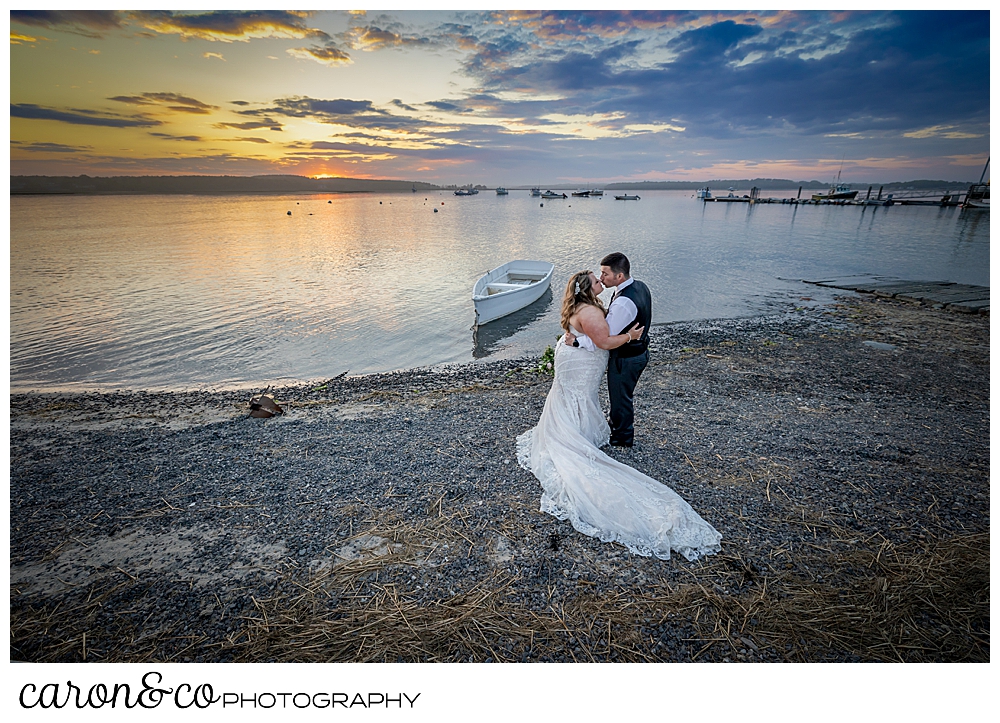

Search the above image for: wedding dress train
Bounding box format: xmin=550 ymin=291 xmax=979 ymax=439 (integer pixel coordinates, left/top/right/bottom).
xmin=516 ymin=336 xmax=722 ymax=561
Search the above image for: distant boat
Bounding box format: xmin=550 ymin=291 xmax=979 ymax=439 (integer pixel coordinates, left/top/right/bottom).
xmin=530 ymin=187 xmax=542 ymax=196
xmin=962 ymin=158 xmax=990 ymax=210
xmin=541 ymin=190 xmax=567 ymax=198
xmin=811 ymin=183 xmax=858 ymax=201
xmin=571 ymin=189 xmax=591 ymax=197
xmin=614 ymin=194 xmax=641 ymax=201
xmin=454 ymin=187 xmax=479 ymax=196
xmin=472 ymin=260 xmax=554 ymax=325
xmin=411 ymin=185 xmax=417 ymax=192
xmin=696 ymin=187 xmax=713 ymax=199
xmin=812 ymin=160 xmax=858 ymax=201
xmin=963 ymin=183 xmax=989 ymax=210
xmin=588 ymin=189 xmax=604 ymax=196
xmin=496 ymin=187 xmax=509 ymax=195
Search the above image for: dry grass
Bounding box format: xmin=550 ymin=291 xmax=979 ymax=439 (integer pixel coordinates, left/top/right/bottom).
xmin=682 ymin=531 xmax=989 ymax=662
xmin=222 ymin=520 xmax=988 ymax=663
xmin=11 ymin=505 xmax=988 ymax=663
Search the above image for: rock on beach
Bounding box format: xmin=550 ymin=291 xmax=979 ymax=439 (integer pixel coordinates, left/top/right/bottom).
xmin=10 ymin=295 xmax=989 ymax=663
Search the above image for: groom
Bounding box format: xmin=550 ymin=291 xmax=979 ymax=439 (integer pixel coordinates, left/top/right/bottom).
xmin=568 ymin=252 xmax=652 ymax=448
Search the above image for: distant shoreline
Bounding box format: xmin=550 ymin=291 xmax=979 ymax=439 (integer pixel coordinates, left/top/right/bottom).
xmin=11 ymin=175 xmax=975 ymax=196
xmin=10 ymin=189 xmax=367 ymax=197
xmin=10 ymin=175 xmax=442 ymax=196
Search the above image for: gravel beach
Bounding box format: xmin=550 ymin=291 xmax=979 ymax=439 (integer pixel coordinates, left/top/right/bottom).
xmin=10 ymin=294 xmax=989 ymax=663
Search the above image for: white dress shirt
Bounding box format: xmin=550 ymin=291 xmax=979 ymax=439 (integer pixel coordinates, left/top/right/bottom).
xmin=574 ymin=277 xmax=637 ymax=352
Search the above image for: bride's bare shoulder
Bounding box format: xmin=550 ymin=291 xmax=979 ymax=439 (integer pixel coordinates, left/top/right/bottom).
xmin=573 ymin=304 xmax=609 ymax=336
xmin=574 ymin=304 xmax=604 ymax=321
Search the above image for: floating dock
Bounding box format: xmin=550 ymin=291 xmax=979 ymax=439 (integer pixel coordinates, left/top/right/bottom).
xmin=802 ymin=275 xmax=989 ymax=315
xmin=701 ymin=185 xmax=971 ymax=206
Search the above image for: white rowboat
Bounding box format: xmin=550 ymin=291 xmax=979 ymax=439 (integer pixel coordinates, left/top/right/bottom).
xmin=472 ymin=260 xmax=554 ymax=325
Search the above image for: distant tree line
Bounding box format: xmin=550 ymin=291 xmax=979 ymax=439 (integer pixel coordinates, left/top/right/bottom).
xmin=10 ymin=175 xmax=442 ymax=195
xmin=10 ymin=174 xmax=975 ymax=195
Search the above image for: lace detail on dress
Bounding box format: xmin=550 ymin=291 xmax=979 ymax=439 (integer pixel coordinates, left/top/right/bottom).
xmin=516 ymin=339 xmax=722 ymax=561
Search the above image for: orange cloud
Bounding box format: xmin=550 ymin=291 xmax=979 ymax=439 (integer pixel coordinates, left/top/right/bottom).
xmin=345 ymin=26 xmax=430 ymax=51
xmin=287 ymin=44 xmax=352 ymax=66
xmin=130 ymin=10 xmax=328 ymax=44
xmin=109 ymin=92 xmax=219 ymax=115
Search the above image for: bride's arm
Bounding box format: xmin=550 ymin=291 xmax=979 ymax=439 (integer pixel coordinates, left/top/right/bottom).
xmin=575 ymin=306 xmax=644 ymax=350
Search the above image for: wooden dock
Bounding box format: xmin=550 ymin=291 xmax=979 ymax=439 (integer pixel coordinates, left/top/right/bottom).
xmin=701 ymin=185 xmax=970 ymax=206
xmin=802 ymin=275 xmax=989 ymax=315
xmin=703 ymin=196 xmax=963 ymax=206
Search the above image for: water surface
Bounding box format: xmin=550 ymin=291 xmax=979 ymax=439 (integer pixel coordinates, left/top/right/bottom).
xmin=10 ymin=190 xmax=989 ymax=391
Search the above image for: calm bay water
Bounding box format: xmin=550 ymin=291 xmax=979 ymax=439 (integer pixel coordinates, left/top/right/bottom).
xmin=10 ymin=190 xmax=989 ymax=392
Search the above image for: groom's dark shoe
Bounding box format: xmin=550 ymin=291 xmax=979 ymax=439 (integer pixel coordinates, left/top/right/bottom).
xmin=609 ymin=439 xmax=633 ymax=448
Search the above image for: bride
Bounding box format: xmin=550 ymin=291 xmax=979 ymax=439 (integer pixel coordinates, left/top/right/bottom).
xmin=517 ymin=270 xmax=723 ymax=561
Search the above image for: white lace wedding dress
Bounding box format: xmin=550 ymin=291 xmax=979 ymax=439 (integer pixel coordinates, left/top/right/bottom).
xmin=517 ymin=333 xmax=722 ymax=561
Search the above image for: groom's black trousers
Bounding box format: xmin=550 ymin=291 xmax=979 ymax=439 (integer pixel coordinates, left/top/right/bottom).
xmin=607 ymin=349 xmax=649 ymax=445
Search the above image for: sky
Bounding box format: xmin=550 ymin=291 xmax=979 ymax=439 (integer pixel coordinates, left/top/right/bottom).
xmin=9 ymin=9 xmax=991 ymax=184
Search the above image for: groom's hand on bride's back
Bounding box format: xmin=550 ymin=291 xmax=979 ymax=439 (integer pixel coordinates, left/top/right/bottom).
xmin=564 ymin=330 xmax=577 ymax=345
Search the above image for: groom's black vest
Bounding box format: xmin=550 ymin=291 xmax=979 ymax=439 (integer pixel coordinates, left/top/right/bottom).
xmin=610 ymin=278 xmax=651 ymax=359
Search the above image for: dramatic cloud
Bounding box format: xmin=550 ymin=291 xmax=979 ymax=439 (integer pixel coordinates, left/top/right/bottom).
xmin=494 ymin=10 xmax=694 ymax=42
xmin=11 ymin=31 xmax=44 ymax=44
xmin=108 ymin=92 xmax=218 ymax=114
xmin=345 ymin=25 xmax=431 ymax=51
xmin=455 ymin=11 xmax=989 ymax=145
xmin=265 ymin=98 xmax=380 ymax=118
xmin=128 ymin=10 xmax=330 ymax=43
xmin=11 ymin=140 xmax=93 ymax=153
xmin=242 ymin=97 xmax=427 ymax=131
xmin=10 ymin=10 xmax=124 ymax=37
xmin=424 ymin=100 xmax=470 ymax=113
xmin=9 ymin=10 xmax=989 ymax=181
xmin=149 ymin=132 xmax=204 ymax=142
xmin=903 ymin=125 xmax=983 ymax=140
xmin=11 ymin=103 xmax=162 ymax=128
xmin=286 ymin=43 xmax=352 ymax=66
xmin=214 ymin=119 xmax=284 ymax=131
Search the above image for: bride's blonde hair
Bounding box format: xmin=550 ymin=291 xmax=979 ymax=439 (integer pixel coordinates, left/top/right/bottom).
xmin=560 ymin=271 xmax=605 ymax=333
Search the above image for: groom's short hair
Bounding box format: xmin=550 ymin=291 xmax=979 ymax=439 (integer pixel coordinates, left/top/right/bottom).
xmin=600 ymin=252 xmax=630 ymax=277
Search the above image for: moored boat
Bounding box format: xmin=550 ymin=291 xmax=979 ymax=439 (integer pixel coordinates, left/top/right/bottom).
xmin=811 ymin=183 xmax=858 ymax=201
xmin=472 ymin=260 xmax=555 ymax=325
xmin=588 ymin=189 xmax=604 ymax=196
xmin=454 ymin=187 xmax=480 ymax=196
xmin=963 ymin=183 xmax=989 ymax=210
xmin=541 ymin=190 xmax=567 ymax=198
xmin=962 ymin=159 xmax=990 ymax=210
xmin=530 ymin=187 xmax=542 ymax=196
xmin=696 ymin=187 xmax=713 ymax=199
xmin=812 ymin=161 xmax=858 ymax=201
xmin=614 ymin=194 xmax=640 ymax=200
xmin=496 ymin=187 xmax=509 ymax=195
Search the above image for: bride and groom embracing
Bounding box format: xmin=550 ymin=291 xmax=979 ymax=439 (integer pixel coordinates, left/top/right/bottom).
xmin=517 ymin=253 xmax=722 ymax=561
